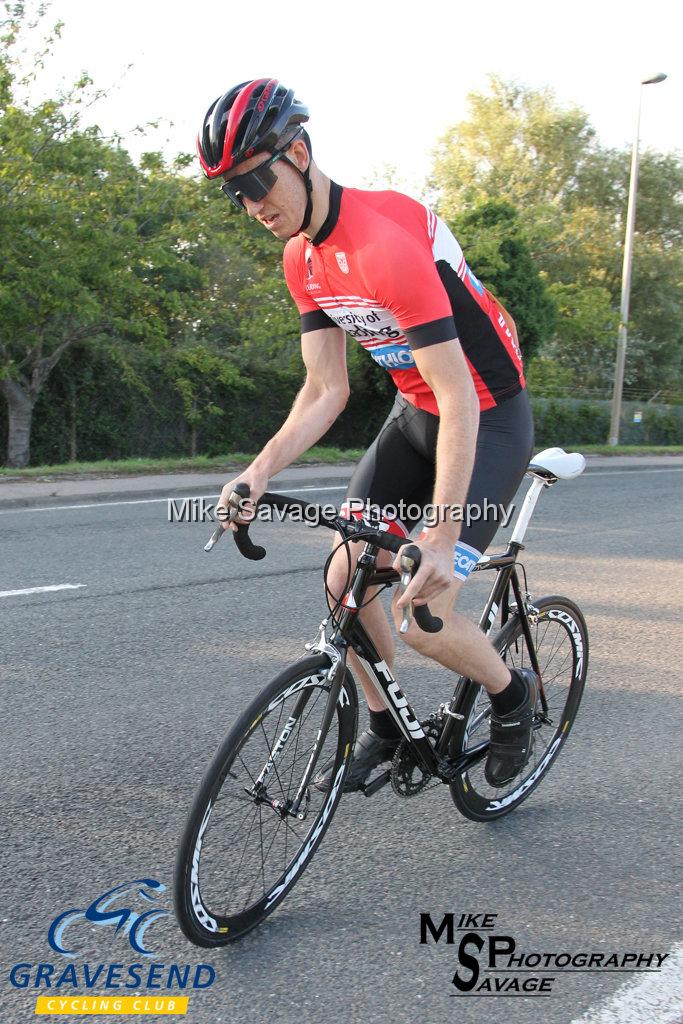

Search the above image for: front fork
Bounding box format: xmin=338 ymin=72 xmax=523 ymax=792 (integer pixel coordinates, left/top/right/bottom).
xmin=248 ymin=628 xmax=350 ymax=819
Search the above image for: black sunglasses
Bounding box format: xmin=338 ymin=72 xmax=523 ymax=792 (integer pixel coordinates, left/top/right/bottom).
xmin=220 ymin=128 xmax=304 ymax=210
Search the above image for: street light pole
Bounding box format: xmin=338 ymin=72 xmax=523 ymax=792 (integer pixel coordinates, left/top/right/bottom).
xmin=608 ymin=72 xmax=667 ymax=446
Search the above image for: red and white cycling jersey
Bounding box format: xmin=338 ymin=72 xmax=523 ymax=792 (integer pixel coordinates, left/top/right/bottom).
xmin=283 ymin=183 xmax=525 ymax=414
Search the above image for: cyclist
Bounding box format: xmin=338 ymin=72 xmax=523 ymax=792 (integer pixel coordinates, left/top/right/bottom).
xmin=198 ymin=79 xmax=537 ymax=791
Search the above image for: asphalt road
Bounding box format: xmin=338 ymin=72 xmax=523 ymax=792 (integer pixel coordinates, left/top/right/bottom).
xmin=1 ymin=464 xmax=682 ymax=1024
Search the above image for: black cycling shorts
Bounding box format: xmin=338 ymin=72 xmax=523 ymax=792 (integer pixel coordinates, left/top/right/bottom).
xmin=343 ymin=389 xmax=534 ymax=566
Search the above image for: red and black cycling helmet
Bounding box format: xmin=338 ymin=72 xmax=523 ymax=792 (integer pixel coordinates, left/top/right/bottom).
xmin=197 ymin=78 xmax=309 ymax=179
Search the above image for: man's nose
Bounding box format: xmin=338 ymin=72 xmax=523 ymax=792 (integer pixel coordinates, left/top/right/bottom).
xmin=243 ymin=195 xmax=265 ymax=218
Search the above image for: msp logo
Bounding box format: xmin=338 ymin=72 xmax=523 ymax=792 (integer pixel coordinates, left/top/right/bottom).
xmin=7 ymin=875 xmax=216 ymax=1016
xmin=335 ymin=251 xmax=349 ymax=274
xmin=48 ymin=879 xmax=168 ymax=957
xmin=419 ymin=911 xmax=671 ymax=998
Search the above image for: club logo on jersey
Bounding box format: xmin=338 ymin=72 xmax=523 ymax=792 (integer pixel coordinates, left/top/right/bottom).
xmin=335 ymin=251 xmax=349 ymax=274
xmin=305 ymin=247 xmax=314 ymax=279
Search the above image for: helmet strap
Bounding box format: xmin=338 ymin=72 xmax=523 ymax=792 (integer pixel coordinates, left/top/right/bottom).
xmin=278 ymin=140 xmax=313 ymax=236
xmin=294 ymin=168 xmax=313 ymax=238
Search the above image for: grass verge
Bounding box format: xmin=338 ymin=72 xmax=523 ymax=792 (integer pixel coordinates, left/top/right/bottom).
xmin=0 ymin=446 xmax=365 ymax=479
xmin=1 ymin=444 xmax=682 ymax=480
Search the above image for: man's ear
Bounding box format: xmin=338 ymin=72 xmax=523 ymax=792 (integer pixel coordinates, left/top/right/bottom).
xmin=287 ymin=137 xmax=310 ymax=172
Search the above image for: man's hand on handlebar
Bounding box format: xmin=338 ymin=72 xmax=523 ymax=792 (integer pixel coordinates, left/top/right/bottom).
xmin=393 ymin=535 xmax=454 ymax=609
xmin=216 ymin=472 xmax=267 ymax=532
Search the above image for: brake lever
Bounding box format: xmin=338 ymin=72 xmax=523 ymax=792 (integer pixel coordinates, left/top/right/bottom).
xmin=204 ymin=522 xmax=224 ymax=552
xmin=398 ymin=553 xmax=417 ymax=635
xmin=204 ymin=483 xmax=247 ymax=552
xmin=397 ymin=545 xmax=443 ymax=634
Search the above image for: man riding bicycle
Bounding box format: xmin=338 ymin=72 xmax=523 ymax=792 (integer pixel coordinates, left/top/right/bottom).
xmin=197 ymin=78 xmax=537 ymax=792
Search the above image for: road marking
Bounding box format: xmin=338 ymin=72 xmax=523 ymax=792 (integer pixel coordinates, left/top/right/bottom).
xmin=0 ymin=583 xmax=87 ymax=598
xmin=0 ymin=467 xmax=680 ymax=518
xmin=578 ymin=468 xmax=683 ymax=477
xmin=570 ymin=944 xmax=683 ymax=1024
xmin=0 ymin=485 xmax=349 ymax=516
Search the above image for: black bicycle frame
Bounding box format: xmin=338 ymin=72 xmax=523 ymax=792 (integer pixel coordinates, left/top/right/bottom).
xmin=318 ymin=536 xmax=547 ymax=787
xmin=234 ymin=494 xmax=548 ymax=806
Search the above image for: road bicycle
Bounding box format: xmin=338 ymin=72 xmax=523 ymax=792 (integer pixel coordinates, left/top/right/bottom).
xmin=174 ymin=446 xmax=589 ymax=946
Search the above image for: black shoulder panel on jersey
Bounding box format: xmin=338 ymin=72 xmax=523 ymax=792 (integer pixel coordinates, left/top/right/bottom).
xmin=405 ymin=316 xmax=457 ymax=349
xmin=301 ymin=309 xmax=337 ymax=333
xmin=436 ymin=260 xmax=522 ymax=399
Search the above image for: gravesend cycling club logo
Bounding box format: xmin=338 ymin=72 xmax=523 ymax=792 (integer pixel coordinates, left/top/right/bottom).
xmin=48 ymin=878 xmax=168 ymax=956
xmin=7 ymin=876 xmax=217 ymax=1016
xmin=420 ymin=911 xmax=671 ymax=998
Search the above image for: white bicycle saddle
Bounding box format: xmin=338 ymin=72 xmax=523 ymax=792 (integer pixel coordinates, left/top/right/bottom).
xmin=528 ymin=447 xmax=586 ymax=480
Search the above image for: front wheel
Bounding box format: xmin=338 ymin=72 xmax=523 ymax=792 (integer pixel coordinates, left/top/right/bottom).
xmin=449 ymin=596 xmax=588 ymax=821
xmin=174 ymin=654 xmax=357 ymax=946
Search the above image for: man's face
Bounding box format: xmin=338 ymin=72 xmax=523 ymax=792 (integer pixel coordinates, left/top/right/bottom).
xmin=222 ymin=140 xmax=309 ymax=240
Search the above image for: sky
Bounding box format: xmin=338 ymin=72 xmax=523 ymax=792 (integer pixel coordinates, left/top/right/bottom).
xmin=10 ymin=0 xmax=682 ymax=194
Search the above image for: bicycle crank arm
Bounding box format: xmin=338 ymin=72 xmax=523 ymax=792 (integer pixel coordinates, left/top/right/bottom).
xmin=360 ymin=769 xmax=392 ymax=797
xmin=436 ymin=739 xmax=489 ymax=781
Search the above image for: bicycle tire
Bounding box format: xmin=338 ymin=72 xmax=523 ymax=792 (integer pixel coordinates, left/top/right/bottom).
xmin=449 ymin=595 xmax=588 ymax=821
xmin=174 ymin=654 xmax=357 ymax=946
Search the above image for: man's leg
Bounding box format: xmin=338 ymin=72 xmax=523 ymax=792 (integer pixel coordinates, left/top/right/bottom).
xmin=313 ymin=537 xmax=403 ymax=792
xmin=326 ymin=536 xmax=396 ymax=712
xmin=390 ymin=576 xmax=510 ymax=690
xmin=398 ymin=388 xmax=537 ymax=785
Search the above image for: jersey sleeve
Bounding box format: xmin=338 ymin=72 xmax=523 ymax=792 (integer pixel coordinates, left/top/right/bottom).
xmin=365 ymin=229 xmax=457 ymax=349
xmin=282 ymin=238 xmax=337 ymax=335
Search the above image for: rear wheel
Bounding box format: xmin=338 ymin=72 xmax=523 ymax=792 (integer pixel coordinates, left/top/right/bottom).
xmin=174 ymin=655 xmax=357 ymax=945
xmin=449 ymin=596 xmax=588 ymax=821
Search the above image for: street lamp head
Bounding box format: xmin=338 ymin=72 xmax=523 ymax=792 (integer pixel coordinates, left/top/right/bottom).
xmin=641 ymin=72 xmax=668 ymax=85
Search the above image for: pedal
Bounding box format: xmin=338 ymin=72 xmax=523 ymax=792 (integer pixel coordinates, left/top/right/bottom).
xmin=360 ymin=769 xmax=391 ymax=797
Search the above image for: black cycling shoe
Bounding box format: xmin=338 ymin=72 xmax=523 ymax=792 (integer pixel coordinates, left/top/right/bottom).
xmin=485 ymin=668 xmax=539 ymax=787
xmin=313 ymin=728 xmax=400 ymax=794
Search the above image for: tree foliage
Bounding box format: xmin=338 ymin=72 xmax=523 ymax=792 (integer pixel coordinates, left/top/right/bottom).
xmin=1 ymin=16 xmax=681 ymax=467
xmin=432 ymin=76 xmax=683 ymax=400
xmin=446 ymin=200 xmax=556 ymax=362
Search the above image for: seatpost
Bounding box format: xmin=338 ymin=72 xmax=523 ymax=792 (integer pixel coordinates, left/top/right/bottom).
xmin=509 ymin=476 xmax=547 ymax=546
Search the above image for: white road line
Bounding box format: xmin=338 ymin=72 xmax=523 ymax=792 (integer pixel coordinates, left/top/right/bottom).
xmin=570 ymin=944 xmax=683 ymax=1024
xmin=0 ymin=484 xmax=349 ymax=516
xmin=0 ymin=468 xmax=680 ymax=518
xmin=578 ymin=468 xmax=683 ymax=477
xmin=0 ymin=584 xmax=87 ymax=598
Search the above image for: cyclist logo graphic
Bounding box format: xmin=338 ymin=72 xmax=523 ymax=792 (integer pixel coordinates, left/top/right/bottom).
xmin=47 ymin=879 xmax=169 ymax=958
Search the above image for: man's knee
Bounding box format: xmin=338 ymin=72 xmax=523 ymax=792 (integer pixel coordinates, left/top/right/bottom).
xmin=326 ymin=545 xmax=354 ymax=602
xmin=389 ymin=597 xmax=436 ymax=654
xmin=390 ymin=580 xmax=462 ymax=652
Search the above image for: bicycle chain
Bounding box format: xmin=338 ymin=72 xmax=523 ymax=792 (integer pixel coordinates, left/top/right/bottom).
xmin=390 ymin=716 xmax=445 ymax=797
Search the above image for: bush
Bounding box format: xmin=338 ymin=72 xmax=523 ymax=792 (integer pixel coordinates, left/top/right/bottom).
xmin=530 ymin=396 xmax=683 ymax=447
xmin=2 ymin=354 xmax=682 ymax=467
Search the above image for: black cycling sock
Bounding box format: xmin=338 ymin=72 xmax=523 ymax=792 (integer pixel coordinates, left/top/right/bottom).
xmin=368 ymin=709 xmax=401 ymax=741
xmin=489 ymin=670 xmax=526 ymax=717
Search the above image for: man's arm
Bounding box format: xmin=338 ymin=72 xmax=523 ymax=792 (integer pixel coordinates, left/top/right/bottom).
xmin=249 ymin=325 xmax=349 ymax=481
xmin=217 ymin=326 xmax=349 ymax=521
xmin=395 ymin=337 xmax=479 ymax=604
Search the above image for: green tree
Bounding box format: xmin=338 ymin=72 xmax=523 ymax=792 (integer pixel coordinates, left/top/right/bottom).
xmin=432 ymin=76 xmax=683 ymax=401
xmin=164 ymin=341 xmax=250 ymax=457
xmin=0 ymin=6 xmax=209 ymax=465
